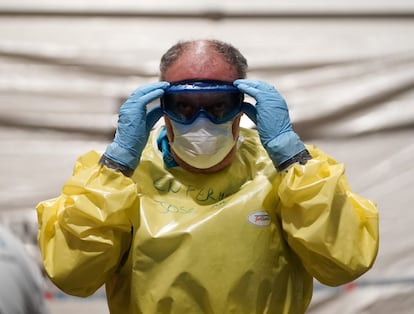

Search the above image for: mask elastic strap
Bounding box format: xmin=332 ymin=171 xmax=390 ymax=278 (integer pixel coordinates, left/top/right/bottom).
xmin=156 ymin=127 xmax=178 ymax=168
xmin=241 ymin=102 xmax=257 ymax=125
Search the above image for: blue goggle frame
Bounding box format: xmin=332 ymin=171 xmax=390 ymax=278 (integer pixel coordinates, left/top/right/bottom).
xmin=161 ymin=79 xmax=244 ymax=124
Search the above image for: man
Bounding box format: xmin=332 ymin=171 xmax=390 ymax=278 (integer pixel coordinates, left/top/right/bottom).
xmin=37 ymin=39 xmax=379 ymax=314
xmin=0 ymin=225 xmax=49 ymax=314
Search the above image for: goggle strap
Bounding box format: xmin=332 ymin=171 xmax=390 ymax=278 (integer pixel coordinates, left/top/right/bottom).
xmin=242 ymin=102 xmax=257 ymax=125
xmin=146 ymin=106 xmax=163 ymax=131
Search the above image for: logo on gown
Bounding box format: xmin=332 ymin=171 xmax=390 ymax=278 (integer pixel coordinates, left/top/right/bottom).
xmin=247 ymin=211 xmax=271 ymax=227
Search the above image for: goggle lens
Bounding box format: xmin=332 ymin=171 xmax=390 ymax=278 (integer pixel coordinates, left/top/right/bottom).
xmin=161 ymin=80 xmax=243 ymax=124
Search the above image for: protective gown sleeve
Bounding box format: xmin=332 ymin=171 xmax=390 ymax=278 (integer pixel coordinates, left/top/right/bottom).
xmin=277 ymin=145 xmax=379 ymax=286
xmin=36 ymin=151 xmax=137 ymax=297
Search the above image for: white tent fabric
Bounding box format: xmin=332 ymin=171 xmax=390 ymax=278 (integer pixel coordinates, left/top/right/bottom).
xmin=1 ymin=1 xmax=413 ymax=313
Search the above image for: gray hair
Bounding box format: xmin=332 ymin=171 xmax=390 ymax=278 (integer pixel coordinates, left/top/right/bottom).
xmin=159 ymin=39 xmax=248 ymax=80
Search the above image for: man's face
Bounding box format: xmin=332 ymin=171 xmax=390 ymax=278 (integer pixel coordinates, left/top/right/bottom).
xmin=162 ymin=45 xmax=242 ymax=173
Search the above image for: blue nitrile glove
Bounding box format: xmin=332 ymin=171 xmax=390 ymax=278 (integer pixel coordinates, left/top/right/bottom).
xmin=234 ymin=79 xmax=309 ymax=170
xmin=103 ymin=81 xmax=170 ymax=170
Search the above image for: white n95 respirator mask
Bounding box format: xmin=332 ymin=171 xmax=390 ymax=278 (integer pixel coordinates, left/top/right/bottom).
xmin=170 ymin=117 xmax=236 ymax=169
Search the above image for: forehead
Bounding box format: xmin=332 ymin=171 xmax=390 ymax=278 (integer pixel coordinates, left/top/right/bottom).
xmin=164 ymin=50 xmax=238 ymax=82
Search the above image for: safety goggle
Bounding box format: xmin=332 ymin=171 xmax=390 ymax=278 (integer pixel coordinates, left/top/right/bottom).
xmin=161 ymin=80 xmax=244 ymax=124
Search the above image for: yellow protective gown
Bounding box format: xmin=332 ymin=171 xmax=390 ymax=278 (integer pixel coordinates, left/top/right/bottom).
xmin=37 ymin=127 xmax=379 ymax=314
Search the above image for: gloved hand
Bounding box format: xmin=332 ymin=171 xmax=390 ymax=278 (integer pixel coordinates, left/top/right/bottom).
xmin=103 ymin=81 xmax=170 ymax=170
xmin=234 ymin=79 xmax=308 ymax=170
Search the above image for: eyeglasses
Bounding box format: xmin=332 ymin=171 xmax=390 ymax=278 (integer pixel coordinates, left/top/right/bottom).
xmin=161 ymin=80 xmax=243 ymax=124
